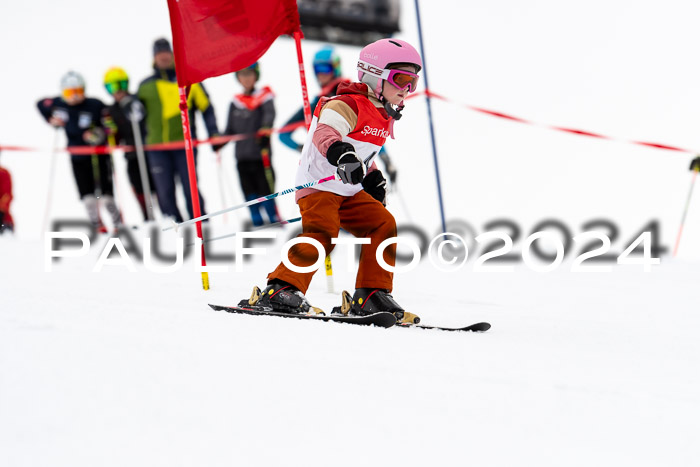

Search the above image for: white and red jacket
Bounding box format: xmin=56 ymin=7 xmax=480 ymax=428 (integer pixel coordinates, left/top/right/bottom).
xmin=295 ymin=82 xmax=392 ymax=201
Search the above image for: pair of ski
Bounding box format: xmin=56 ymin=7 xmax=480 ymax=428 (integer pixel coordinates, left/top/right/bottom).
xmin=208 ymin=302 xmax=491 ymax=333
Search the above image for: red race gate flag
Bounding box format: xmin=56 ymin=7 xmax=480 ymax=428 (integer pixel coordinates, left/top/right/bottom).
xmin=166 ymin=0 xmax=301 ymax=86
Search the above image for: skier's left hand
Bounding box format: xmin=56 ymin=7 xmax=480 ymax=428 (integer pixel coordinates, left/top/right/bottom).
xmin=211 ymin=134 xmax=227 ymax=152
xmin=362 ymin=170 xmax=387 ymax=206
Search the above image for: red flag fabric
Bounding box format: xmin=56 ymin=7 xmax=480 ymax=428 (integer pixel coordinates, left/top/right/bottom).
xmin=167 ymin=0 xmax=301 ymax=86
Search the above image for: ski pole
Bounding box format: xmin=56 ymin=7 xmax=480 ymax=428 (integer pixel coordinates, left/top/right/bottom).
xmin=672 ymin=162 xmax=699 ymax=257
xmin=325 ymin=254 xmax=335 ymax=294
xmin=321 ymin=152 xmax=376 ymax=293
xmin=187 ymin=216 xmax=302 ymax=246
xmin=163 ymin=174 xmax=339 ymax=231
xmin=129 ymin=109 xmax=156 ymax=221
xmin=260 ymin=146 xmax=283 ymax=222
xmin=392 ymin=183 xmax=414 ymax=224
xmin=319 ymin=152 xmax=376 ymax=293
xmin=214 ymin=149 xmax=230 ymax=224
xmin=107 ymin=133 xmax=126 ymax=225
xmin=41 ymin=128 xmax=61 ymax=234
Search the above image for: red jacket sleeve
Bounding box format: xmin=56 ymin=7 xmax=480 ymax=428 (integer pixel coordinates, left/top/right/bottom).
xmin=0 ymin=168 xmax=12 ymax=212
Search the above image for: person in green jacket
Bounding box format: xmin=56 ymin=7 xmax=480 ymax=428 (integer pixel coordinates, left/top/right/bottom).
xmin=137 ymin=38 xmax=222 ymax=222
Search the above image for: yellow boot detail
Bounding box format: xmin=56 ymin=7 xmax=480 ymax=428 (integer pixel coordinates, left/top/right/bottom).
xmin=397 ymin=311 xmax=420 ymax=324
xmin=334 ymin=290 xmax=353 ymax=316
xmin=248 ymin=286 xmax=262 ymax=305
xmin=309 ymin=306 xmax=326 ymax=316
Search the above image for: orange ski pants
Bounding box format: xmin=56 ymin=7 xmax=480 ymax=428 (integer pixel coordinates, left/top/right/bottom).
xmin=268 ymin=190 xmax=396 ymax=294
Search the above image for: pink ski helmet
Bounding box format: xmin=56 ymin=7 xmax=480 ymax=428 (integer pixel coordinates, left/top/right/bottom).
xmin=357 ymin=38 xmax=422 ymax=99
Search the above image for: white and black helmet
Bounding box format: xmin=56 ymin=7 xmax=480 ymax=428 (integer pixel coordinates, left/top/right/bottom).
xmin=60 ymin=71 xmax=85 ymax=91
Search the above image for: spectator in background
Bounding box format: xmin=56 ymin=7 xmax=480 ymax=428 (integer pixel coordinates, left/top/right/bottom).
xmin=137 ymin=38 xmax=222 ymax=222
xmin=0 ymin=152 xmax=14 ymax=234
xmin=278 ymin=46 xmax=350 ymax=153
xmin=278 ymin=45 xmax=398 ymax=184
xmin=223 ymin=63 xmax=279 ymax=226
xmin=102 ymin=66 xmax=156 ymax=222
xmin=37 ymin=71 xmax=121 ymax=232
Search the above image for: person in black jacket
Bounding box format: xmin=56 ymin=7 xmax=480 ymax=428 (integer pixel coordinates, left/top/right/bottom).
xmin=102 ymin=67 xmax=155 ymax=221
xmin=37 ymin=71 xmax=121 ymax=232
xmin=224 ymin=63 xmax=279 ymax=226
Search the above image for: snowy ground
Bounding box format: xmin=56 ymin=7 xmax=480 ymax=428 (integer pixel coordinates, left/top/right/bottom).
xmin=2 ymin=234 xmax=700 ymax=466
xmin=3 ymin=0 xmax=700 ymax=466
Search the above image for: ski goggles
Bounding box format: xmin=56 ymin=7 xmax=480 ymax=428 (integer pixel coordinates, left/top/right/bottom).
xmin=105 ymin=80 xmax=129 ymax=95
xmin=382 ymin=68 xmax=420 ymax=93
xmin=313 ymin=62 xmax=335 ymax=75
xmin=62 ymin=87 xmax=85 ymax=99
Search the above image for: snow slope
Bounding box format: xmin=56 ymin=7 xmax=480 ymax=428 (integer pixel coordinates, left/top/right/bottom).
xmin=2 ymin=1 xmax=700 ymax=466
xmin=3 ymin=237 xmax=699 ymax=467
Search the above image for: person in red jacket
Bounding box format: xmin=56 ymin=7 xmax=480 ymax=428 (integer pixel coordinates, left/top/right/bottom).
xmin=223 ymin=62 xmax=279 ymax=226
xmin=0 ymin=154 xmax=14 ymax=233
xmin=239 ymin=38 xmax=423 ymax=319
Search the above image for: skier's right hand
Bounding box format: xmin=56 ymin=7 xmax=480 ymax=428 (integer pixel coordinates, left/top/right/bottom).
xmin=327 ymin=141 xmax=365 ymax=184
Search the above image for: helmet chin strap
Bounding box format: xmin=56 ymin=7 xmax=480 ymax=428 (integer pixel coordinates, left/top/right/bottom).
xmin=380 ymin=96 xmax=404 ymax=120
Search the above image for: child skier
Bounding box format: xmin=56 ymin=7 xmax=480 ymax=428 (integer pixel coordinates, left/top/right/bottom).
xmin=37 ymin=71 xmax=122 ymax=232
xmin=102 ymin=67 xmax=155 ymax=222
xmin=242 ymin=38 xmax=422 ymax=318
xmin=223 ymin=62 xmax=279 ymax=226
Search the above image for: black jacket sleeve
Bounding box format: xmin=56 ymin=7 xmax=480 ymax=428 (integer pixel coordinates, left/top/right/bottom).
xmin=36 ymin=97 xmax=59 ymax=122
xmin=225 ymin=102 xmax=236 ymax=135
xmin=197 ymin=84 xmax=220 ymax=137
xmin=261 ymin=97 xmax=275 ymax=129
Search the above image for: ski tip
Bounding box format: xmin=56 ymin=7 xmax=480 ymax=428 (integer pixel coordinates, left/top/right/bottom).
xmin=470 ymin=322 xmax=491 ymax=332
xmin=394 ymin=320 xmax=492 ymax=332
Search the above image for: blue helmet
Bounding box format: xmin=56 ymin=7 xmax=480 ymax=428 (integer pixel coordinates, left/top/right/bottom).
xmin=312 ymin=46 xmax=341 ymax=78
xmin=236 ymin=62 xmax=260 ymax=80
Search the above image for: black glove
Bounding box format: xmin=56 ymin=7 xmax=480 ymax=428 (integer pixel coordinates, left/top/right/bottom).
xmin=362 ymin=170 xmax=387 ymax=205
xmin=690 ymin=156 xmax=700 ymax=172
xmin=327 ymin=141 xmax=365 ymax=184
xmin=211 ymin=134 xmax=227 ymax=153
xmin=257 ymin=135 xmax=271 ymax=153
